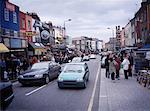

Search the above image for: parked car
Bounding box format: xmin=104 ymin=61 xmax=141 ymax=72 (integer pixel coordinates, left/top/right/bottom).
xmin=71 ymin=57 xmax=82 ymax=63
xmin=83 ymin=56 xmax=90 ymax=61
xmin=0 ymin=81 xmax=14 ymax=109
xmin=57 ymin=62 xmax=90 ymax=88
xmin=18 ymin=61 xmax=61 ymax=86
xmin=90 ymin=54 xmax=96 ymax=59
xmin=101 ymin=56 xmax=107 ymax=68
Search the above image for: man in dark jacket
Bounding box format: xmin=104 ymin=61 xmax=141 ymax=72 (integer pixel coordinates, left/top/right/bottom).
xmin=105 ymin=55 xmax=110 ymax=78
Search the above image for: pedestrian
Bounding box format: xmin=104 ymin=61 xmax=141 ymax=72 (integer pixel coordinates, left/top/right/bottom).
xmin=22 ymin=58 xmax=29 ymax=71
xmin=109 ymin=57 xmax=116 ymax=81
xmin=31 ymin=56 xmax=38 ymax=65
xmin=128 ymin=53 xmax=134 ymax=77
xmin=105 ymin=55 xmax=110 ymax=78
xmin=114 ymin=55 xmax=121 ymax=80
xmin=5 ymin=57 xmax=11 ymax=75
xmin=11 ymin=56 xmax=18 ymax=79
xmin=81 ymin=53 xmax=84 ymax=61
xmin=0 ymin=58 xmax=6 ymax=81
xmin=122 ymin=54 xmax=130 ymax=79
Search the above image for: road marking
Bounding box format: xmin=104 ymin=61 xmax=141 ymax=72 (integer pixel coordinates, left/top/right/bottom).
xmin=25 ymin=85 xmax=46 ymax=96
xmin=100 ymin=95 xmax=107 ymax=98
xmin=87 ymin=63 xmax=100 ymax=111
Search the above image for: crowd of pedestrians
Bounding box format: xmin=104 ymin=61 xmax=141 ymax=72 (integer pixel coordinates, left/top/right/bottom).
xmin=104 ymin=52 xmax=133 ymax=82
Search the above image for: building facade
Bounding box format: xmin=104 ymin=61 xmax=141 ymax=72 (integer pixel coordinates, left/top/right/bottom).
xmin=53 ymin=26 xmax=64 ymax=44
xmin=135 ymin=0 xmax=150 ymax=47
xmin=120 ymin=27 xmax=125 ymax=48
xmin=116 ymin=26 xmax=121 ymax=51
xmin=0 ymin=0 xmax=27 ymax=57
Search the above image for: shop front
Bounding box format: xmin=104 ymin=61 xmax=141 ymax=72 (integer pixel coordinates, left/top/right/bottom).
xmin=28 ymin=42 xmax=47 ymax=59
xmin=2 ymin=37 xmax=27 ymax=59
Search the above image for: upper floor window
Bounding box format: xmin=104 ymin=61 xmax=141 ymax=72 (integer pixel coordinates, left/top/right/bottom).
xmin=4 ymin=8 xmax=9 ymax=21
xmin=21 ymin=19 xmax=25 ymax=29
xmin=13 ymin=12 xmax=17 ymax=23
xmin=28 ymin=20 xmax=31 ymax=30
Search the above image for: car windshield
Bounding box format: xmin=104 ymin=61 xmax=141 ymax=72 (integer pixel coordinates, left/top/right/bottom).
xmin=31 ymin=62 xmax=49 ymax=69
xmin=63 ymin=64 xmax=84 ymax=73
xmin=72 ymin=57 xmax=81 ymax=62
xmin=83 ymin=56 xmax=89 ymax=59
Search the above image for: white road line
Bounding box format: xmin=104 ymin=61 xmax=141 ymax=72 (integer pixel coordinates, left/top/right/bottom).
xmin=87 ymin=63 xmax=101 ymax=111
xmin=100 ymin=95 xmax=107 ymax=98
xmin=25 ymin=85 xmax=46 ymax=96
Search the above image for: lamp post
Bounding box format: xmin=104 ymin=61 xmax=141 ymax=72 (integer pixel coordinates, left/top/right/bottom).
xmin=107 ymin=27 xmax=115 ymax=52
xmin=63 ymin=19 xmax=71 ymax=39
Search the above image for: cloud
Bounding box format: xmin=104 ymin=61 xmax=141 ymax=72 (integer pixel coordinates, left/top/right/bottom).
xmin=10 ymin=0 xmax=141 ymax=42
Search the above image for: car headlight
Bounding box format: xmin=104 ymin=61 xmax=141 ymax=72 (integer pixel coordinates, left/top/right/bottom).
xmin=19 ymin=75 xmax=23 ymax=78
xmin=76 ymin=78 xmax=83 ymax=82
xmin=35 ymin=74 xmax=43 ymax=78
xmin=58 ymin=77 xmax=63 ymax=81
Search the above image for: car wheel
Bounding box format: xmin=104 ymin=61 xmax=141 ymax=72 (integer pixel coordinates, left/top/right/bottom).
xmin=45 ymin=75 xmax=50 ymax=84
xmin=83 ymin=80 xmax=87 ymax=88
xmin=58 ymin=84 xmax=62 ymax=89
xmin=21 ymin=83 xmax=26 ymax=86
xmin=87 ymin=77 xmax=89 ymax=81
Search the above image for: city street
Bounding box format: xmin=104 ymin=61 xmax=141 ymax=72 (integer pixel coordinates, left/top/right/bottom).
xmin=6 ymin=57 xmax=101 ymax=111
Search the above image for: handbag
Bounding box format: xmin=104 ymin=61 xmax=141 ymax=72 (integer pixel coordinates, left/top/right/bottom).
xmin=119 ymin=68 xmax=124 ymax=75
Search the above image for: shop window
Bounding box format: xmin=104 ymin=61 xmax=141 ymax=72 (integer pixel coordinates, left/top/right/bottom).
xmin=4 ymin=8 xmax=9 ymax=21
xmin=13 ymin=12 xmax=17 ymax=23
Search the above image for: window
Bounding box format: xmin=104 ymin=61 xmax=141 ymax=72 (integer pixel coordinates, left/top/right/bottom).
xmin=4 ymin=8 xmax=9 ymax=21
xmin=13 ymin=12 xmax=17 ymax=23
xmin=21 ymin=19 xmax=25 ymax=29
xmin=28 ymin=20 xmax=31 ymax=30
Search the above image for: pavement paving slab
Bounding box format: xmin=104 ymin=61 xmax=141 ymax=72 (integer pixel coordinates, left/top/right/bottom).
xmin=99 ymin=68 xmax=150 ymax=111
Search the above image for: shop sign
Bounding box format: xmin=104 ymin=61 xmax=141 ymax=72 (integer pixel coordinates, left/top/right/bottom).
xmin=6 ymin=2 xmax=15 ymax=11
xmin=26 ymin=31 xmax=39 ymax=36
xmin=41 ymin=30 xmax=50 ymax=40
xmin=35 ymin=49 xmax=41 ymax=55
xmin=10 ymin=39 xmax=21 ymax=48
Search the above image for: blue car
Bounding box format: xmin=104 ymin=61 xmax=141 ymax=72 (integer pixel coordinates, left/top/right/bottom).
xmin=57 ymin=62 xmax=90 ymax=88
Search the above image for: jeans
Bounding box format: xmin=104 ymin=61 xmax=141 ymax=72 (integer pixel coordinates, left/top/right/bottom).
xmin=124 ymin=70 xmax=128 ymax=79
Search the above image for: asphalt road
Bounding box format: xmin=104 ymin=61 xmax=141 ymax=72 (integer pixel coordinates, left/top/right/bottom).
xmin=6 ymin=56 xmax=101 ymax=111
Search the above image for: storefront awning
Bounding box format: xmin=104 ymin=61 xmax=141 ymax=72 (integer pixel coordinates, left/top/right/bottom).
xmin=29 ymin=42 xmax=46 ymax=49
xmin=0 ymin=43 xmax=9 ymax=53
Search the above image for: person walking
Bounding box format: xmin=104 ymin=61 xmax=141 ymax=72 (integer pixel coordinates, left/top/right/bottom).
xmin=128 ymin=53 xmax=134 ymax=77
xmin=31 ymin=56 xmax=38 ymax=65
xmin=0 ymin=58 xmax=6 ymax=81
xmin=114 ymin=55 xmax=121 ymax=80
xmin=109 ymin=57 xmax=116 ymax=81
xmin=105 ymin=55 xmax=110 ymax=78
xmin=22 ymin=58 xmax=29 ymax=71
xmin=81 ymin=53 xmax=84 ymax=61
xmin=122 ymin=54 xmax=130 ymax=79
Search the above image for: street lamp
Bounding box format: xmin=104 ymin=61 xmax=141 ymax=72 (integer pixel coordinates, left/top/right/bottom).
xmin=107 ymin=27 xmax=115 ymax=52
xmin=63 ymin=19 xmax=71 ymax=39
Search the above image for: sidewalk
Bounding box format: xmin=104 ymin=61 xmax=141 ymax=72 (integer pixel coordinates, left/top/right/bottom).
xmin=99 ymin=69 xmax=150 ymax=111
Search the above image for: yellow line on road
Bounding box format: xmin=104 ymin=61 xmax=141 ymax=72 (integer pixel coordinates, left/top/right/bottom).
xmin=87 ymin=63 xmax=101 ymax=111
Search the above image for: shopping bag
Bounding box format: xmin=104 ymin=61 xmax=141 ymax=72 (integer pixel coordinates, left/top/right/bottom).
xmin=119 ymin=68 xmax=124 ymax=75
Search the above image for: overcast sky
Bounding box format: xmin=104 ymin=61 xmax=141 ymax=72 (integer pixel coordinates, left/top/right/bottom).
xmin=10 ymin=0 xmax=141 ymax=42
